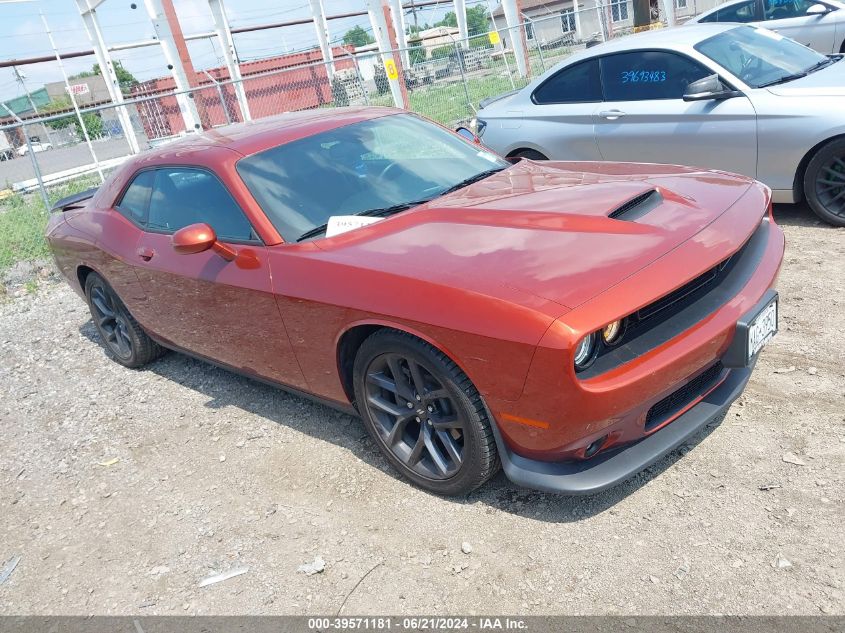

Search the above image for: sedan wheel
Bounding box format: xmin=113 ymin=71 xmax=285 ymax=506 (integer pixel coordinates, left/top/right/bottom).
xmin=84 ymin=272 xmax=164 ymax=368
xmin=805 ymin=138 xmax=845 ymax=227
xmin=353 ymin=330 xmax=500 ymax=495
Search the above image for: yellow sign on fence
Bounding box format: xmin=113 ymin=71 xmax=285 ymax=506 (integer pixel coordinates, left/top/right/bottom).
xmin=488 ymin=31 xmax=501 ymax=45
xmin=384 ymin=59 xmax=398 ymax=80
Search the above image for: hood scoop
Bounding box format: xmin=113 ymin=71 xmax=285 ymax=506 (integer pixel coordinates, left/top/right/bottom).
xmin=608 ymin=188 xmax=662 ymax=221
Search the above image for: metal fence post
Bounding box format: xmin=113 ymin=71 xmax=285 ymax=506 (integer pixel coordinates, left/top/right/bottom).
xmin=203 ymin=71 xmax=232 ymax=125
xmin=1 ymin=107 xmax=50 ymax=211
xmin=450 ymin=35 xmax=474 ymax=119
xmin=527 ymin=18 xmax=547 ymax=73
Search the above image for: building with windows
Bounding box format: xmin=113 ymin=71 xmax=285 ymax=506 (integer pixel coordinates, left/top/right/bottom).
xmin=489 ymin=0 xmax=719 ymax=48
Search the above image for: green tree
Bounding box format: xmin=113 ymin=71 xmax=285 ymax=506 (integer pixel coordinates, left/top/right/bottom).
xmin=408 ymin=38 xmax=426 ymax=64
xmin=434 ymin=6 xmax=489 ymax=35
xmin=342 ymin=25 xmax=375 ymax=47
xmin=71 ymin=61 xmax=139 ymax=94
xmin=42 ymin=96 xmax=104 ymax=139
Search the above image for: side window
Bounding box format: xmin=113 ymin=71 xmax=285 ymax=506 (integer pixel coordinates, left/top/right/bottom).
xmin=116 ymin=170 xmax=155 ymax=224
xmin=715 ymin=0 xmax=758 ymax=21
xmin=763 ymin=0 xmax=814 ymax=20
xmin=147 ymin=168 xmax=257 ymax=242
xmin=532 ymin=58 xmax=602 ymax=104
xmin=600 ymin=51 xmax=712 ymax=101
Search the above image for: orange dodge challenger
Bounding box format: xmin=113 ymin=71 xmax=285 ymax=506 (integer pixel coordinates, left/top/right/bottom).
xmin=46 ymin=108 xmax=784 ymax=495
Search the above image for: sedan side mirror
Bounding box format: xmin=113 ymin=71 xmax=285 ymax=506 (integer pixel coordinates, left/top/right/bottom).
xmin=455 ymin=126 xmax=481 ymax=144
xmin=172 ymin=222 xmax=236 ymax=261
xmin=806 ymin=3 xmax=830 ymax=14
xmin=683 ymin=74 xmax=742 ymax=101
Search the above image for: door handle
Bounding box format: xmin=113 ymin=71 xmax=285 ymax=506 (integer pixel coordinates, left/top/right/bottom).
xmin=599 ymin=110 xmax=626 ymax=120
xmin=136 ymin=246 xmax=155 ymax=261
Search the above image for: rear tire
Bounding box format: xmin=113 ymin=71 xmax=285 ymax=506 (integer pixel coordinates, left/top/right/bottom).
xmin=353 ymin=329 xmax=499 ymax=496
xmin=804 ymin=137 xmax=845 ymax=227
xmin=84 ymin=272 xmax=164 ymax=368
xmin=513 ymin=149 xmax=548 ymax=160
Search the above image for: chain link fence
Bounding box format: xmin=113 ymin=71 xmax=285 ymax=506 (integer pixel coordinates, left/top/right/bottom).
xmin=0 ymin=5 xmax=691 ymax=290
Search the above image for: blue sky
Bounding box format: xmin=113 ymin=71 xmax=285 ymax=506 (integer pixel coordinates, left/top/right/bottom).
xmin=0 ymin=0 xmax=462 ymax=101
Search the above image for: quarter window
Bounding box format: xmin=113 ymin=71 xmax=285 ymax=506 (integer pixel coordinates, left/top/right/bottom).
xmin=600 ymin=50 xmax=711 ymax=101
xmin=116 ymin=170 xmax=155 ymax=224
xmin=532 ymin=58 xmax=602 ymax=104
xmin=147 ymin=168 xmax=257 ymax=242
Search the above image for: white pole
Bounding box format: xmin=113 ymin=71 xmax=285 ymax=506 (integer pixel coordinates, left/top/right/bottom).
xmin=500 ymin=0 xmax=527 ymax=77
xmin=454 ymin=0 xmax=469 ymax=48
xmin=75 ymin=0 xmax=141 ymax=153
xmin=388 ymin=0 xmax=411 ymax=67
xmin=661 ymin=0 xmax=676 ymax=26
xmin=207 ymin=0 xmax=251 ymax=121
xmin=366 ymin=0 xmax=405 ymax=109
xmin=142 ymin=0 xmax=203 ymax=133
xmin=41 ymin=12 xmax=104 ymax=181
xmin=308 ymin=0 xmax=335 ymax=78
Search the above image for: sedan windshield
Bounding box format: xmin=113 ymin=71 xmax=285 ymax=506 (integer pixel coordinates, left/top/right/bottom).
xmin=695 ymin=25 xmax=831 ymax=88
xmin=236 ymin=113 xmax=508 ymax=242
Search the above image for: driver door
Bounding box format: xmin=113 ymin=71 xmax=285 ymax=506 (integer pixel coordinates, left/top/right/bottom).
xmin=757 ymin=0 xmax=838 ymax=52
xmin=127 ymin=167 xmax=306 ymax=388
xmin=593 ymin=50 xmax=758 ymax=179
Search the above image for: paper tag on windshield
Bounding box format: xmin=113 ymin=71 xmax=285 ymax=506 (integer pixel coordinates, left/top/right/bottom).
xmin=325 ymin=215 xmax=382 ymax=238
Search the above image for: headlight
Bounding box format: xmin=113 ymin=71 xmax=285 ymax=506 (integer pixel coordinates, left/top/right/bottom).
xmin=601 ymin=319 xmax=623 ymax=345
xmin=471 ymin=117 xmax=487 ymax=138
xmin=573 ymin=333 xmax=597 ymax=370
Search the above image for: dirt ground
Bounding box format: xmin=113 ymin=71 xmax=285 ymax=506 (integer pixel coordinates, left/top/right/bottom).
xmin=0 ymin=203 xmax=842 ymax=616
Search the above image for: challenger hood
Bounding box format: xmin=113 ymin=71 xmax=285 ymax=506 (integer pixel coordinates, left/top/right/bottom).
xmin=314 ymin=160 xmax=758 ymax=309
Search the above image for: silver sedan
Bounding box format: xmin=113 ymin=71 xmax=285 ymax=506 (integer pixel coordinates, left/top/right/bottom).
xmin=475 ymin=24 xmax=845 ymax=226
xmin=688 ymin=0 xmax=845 ymax=54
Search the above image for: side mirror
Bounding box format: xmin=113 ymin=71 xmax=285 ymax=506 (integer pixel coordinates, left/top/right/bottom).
xmin=172 ymin=222 xmax=236 ymax=261
xmin=455 ymin=126 xmax=480 ymax=144
xmin=806 ymin=3 xmax=829 ymax=14
xmin=683 ymin=74 xmax=742 ymax=101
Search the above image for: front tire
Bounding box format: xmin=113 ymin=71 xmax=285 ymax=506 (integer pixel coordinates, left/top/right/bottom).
xmin=804 ymin=138 xmax=845 ymax=227
xmin=84 ymin=272 xmax=163 ymax=368
xmin=353 ymin=330 xmax=499 ymax=496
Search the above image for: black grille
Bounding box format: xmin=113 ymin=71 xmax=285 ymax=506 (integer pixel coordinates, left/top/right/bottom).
xmin=645 ymin=362 xmax=725 ymax=431
xmin=636 ymin=255 xmax=733 ymax=323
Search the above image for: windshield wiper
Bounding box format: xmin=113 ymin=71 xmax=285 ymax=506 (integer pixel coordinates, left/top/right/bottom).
xmin=758 ymin=72 xmax=808 ymax=87
xmin=436 ymin=167 xmax=507 ymax=197
xmin=295 ymin=198 xmax=433 ymax=242
xmin=805 ymin=56 xmax=836 ymax=74
xmin=354 ymin=197 xmax=434 ymax=218
xmin=756 ymin=57 xmax=834 ymax=88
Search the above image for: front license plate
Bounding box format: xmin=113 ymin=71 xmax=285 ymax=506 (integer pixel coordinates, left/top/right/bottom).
xmin=747 ymin=298 xmax=778 ymax=361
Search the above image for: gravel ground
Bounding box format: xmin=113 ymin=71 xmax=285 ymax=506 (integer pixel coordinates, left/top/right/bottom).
xmin=0 ymin=204 xmax=842 ymax=616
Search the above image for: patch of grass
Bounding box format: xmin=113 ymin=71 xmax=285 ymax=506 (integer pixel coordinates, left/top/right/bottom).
xmin=0 ymin=194 xmax=51 ymax=271
xmin=0 ymin=176 xmax=100 ymax=272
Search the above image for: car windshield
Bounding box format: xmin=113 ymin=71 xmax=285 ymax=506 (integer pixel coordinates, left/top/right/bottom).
xmin=694 ymin=25 xmax=830 ymax=88
xmin=236 ymin=113 xmax=509 ymax=242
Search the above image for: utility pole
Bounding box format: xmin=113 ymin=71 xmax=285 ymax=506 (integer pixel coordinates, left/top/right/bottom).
xmin=12 ymin=66 xmax=54 ymax=146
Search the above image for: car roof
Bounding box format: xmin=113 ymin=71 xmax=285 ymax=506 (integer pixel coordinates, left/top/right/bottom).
xmin=576 ymin=23 xmax=740 ymax=55
xmin=141 ymin=106 xmax=401 ymax=160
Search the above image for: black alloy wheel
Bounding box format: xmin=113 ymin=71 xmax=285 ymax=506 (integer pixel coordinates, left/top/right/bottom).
xmin=353 ymin=330 xmax=499 ymax=495
xmin=84 ymin=272 xmax=163 ymax=368
xmin=805 ymin=138 xmax=845 ymax=227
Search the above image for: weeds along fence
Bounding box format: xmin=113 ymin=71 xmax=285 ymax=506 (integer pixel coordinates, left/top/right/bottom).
xmin=0 ymin=6 xmax=684 ymax=281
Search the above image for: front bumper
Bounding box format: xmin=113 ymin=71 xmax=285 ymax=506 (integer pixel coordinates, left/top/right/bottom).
xmin=492 ymin=357 xmax=754 ymax=495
